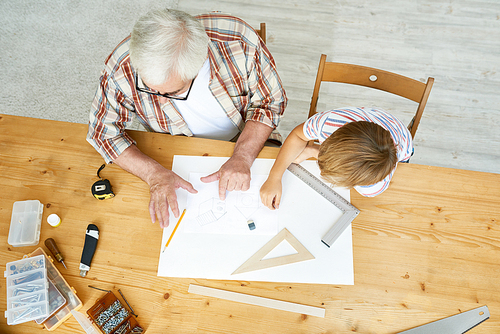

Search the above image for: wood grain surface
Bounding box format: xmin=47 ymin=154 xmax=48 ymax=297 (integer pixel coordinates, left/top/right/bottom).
xmin=0 ymin=114 xmax=499 ymax=333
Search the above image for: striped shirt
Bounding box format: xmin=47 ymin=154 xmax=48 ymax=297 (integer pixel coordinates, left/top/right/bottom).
xmin=303 ymin=107 xmax=413 ymax=197
xmin=87 ymin=13 xmax=287 ymax=163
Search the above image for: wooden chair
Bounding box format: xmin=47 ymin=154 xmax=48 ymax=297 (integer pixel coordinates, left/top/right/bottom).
xmin=255 ymin=23 xmax=266 ymax=44
xmin=308 ymin=54 xmax=434 ymax=139
xmin=256 ymin=22 xmax=281 ymax=147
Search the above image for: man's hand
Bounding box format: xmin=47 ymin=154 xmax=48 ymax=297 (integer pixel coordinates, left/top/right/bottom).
xmin=260 ymin=177 xmax=282 ymax=210
xmin=200 ymin=121 xmax=272 ymax=200
xmin=200 ymin=156 xmax=252 ymax=200
xmin=148 ymin=168 xmax=197 ymax=228
xmin=112 ymin=144 xmax=197 ymax=229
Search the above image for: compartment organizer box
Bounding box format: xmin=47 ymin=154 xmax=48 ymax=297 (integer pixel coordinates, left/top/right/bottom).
xmin=4 ymin=255 xmax=50 ymax=325
xmin=8 ymin=200 xmax=44 ymax=247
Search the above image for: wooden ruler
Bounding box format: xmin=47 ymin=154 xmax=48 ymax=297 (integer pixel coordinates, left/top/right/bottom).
xmin=287 ymin=163 xmax=360 ymax=247
xmin=188 ymin=284 xmax=325 ymax=318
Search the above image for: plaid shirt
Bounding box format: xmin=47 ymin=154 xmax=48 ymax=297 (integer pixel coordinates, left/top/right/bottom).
xmin=87 ymin=13 xmax=287 ymax=163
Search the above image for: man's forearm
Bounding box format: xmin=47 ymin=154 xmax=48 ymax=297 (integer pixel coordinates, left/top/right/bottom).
xmin=232 ymin=120 xmax=274 ymax=164
xmin=112 ymin=144 xmax=196 ymax=224
xmin=112 ymin=144 xmax=165 ymax=185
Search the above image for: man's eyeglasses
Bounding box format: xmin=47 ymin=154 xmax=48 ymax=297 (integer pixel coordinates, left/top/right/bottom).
xmin=135 ymin=73 xmax=195 ymax=101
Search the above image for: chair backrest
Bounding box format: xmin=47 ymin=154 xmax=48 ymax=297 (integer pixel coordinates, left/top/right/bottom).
xmin=255 ymin=23 xmax=266 ymax=44
xmin=308 ymin=54 xmax=434 ymax=139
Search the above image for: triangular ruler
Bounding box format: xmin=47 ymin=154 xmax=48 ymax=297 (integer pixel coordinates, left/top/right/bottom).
xmin=232 ymin=228 xmax=315 ymax=275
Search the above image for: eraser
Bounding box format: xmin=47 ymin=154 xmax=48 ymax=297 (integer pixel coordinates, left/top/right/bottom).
xmin=247 ymin=220 xmax=256 ymax=230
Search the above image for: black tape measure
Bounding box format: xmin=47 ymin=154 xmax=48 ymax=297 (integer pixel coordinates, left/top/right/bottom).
xmin=91 ymin=164 xmax=115 ymax=200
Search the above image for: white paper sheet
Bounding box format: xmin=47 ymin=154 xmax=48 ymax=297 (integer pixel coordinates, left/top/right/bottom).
xmin=182 ymin=173 xmax=278 ymax=236
xmin=158 ymin=156 xmax=354 ymax=285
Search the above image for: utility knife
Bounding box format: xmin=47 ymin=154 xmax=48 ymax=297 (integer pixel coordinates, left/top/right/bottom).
xmin=79 ymin=224 xmax=99 ymax=277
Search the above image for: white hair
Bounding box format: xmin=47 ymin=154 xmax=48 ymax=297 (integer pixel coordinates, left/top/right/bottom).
xmin=130 ymin=9 xmax=209 ymax=85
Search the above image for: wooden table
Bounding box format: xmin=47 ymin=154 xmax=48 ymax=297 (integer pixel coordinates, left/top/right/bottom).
xmin=1 ymin=114 xmax=499 ymax=333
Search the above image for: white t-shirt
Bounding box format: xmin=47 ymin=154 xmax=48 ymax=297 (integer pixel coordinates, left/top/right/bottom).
xmin=173 ymin=59 xmax=240 ymax=141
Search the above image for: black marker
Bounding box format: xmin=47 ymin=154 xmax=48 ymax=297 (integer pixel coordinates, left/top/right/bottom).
xmin=79 ymin=224 xmax=99 ymax=277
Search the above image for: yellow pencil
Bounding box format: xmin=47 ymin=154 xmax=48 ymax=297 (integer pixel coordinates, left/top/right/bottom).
xmin=162 ymin=209 xmax=186 ymax=252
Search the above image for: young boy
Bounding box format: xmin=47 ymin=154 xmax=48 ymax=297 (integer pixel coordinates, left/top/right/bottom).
xmin=260 ymin=107 xmax=413 ymax=209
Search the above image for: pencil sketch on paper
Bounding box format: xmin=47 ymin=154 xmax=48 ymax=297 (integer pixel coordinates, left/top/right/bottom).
xmin=235 ymin=192 xmax=261 ymax=219
xmin=196 ymin=198 xmax=227 ymax=226
xmin=182 ymin=173 xmax=278 ymax=236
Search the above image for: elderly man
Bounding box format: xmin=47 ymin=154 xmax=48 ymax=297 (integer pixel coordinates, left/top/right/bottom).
xmin=87 ymin=9 xmax=287 ymax=228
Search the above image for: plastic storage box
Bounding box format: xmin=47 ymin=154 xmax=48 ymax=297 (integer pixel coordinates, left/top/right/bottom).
xmin=8 ymin=200 xmax=44 ymax=247
xmin=4 ymin=255 xmax=49 ymax=325
xmin=28 ymin=247 xmax=83 ymax=331
xmin=35 ymin=279 xmax=67 ymax=325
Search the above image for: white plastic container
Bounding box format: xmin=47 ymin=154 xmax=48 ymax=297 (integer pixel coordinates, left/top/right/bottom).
xmin=8 ymin=200 xmax=44 ymax=247
xmin=35 ymin=279 xmax=67 ymax=324
xmin=4 ymin=255 xmax=49 ymax=325
xmin=47 ymin=213 xmax=61 ymax=227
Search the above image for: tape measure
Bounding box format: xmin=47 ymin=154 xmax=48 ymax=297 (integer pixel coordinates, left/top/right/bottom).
xmin=91 ymin=164 xmax=115 ymax=200
xmin=287 ymin=163 xmax=360 ymax=247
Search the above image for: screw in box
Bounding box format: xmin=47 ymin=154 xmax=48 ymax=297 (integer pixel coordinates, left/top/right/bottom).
xmin=13 ymin=306 xmax=41 ymax=323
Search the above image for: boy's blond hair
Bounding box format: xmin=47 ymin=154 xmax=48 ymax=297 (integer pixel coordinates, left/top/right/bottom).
xmin=317 ymin=121 xmax=398 ymax=188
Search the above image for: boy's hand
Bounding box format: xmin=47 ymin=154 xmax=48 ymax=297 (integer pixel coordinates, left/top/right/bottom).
xmin=260 ymin=178 xmax=282 ymax=210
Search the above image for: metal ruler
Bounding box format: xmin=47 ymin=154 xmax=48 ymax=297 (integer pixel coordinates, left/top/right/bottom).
xmin=287 ymin=163 xmax=360 ymax=247
xmin=398 ymin=305 xmax=490 ymax=333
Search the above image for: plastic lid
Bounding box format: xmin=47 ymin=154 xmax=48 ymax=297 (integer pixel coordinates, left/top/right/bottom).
xmin=71 ymin=310 xmax=97 ymax=334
